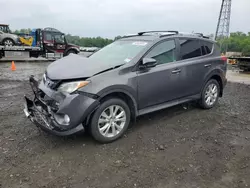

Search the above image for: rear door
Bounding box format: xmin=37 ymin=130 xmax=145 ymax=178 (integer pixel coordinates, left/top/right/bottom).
xmin=176 ymin=38 xmax=214 ymax=96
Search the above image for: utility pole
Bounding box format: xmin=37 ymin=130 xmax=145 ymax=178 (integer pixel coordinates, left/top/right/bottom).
xmin=215 ymin=0 xmax=232 ymax=52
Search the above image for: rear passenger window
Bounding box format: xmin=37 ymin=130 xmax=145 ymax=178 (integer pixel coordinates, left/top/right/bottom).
xmin=146 ymin=40 xmax=176 ymax=65
xmin=179 ymin=39 xmax=202 ymax=60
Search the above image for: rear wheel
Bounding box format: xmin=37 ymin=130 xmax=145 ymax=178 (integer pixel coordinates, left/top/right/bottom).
xmin=90 ymin=98 xmax=130 ymax=143
xmin=199 ymin=79 xmax=220 ymax=109
xmin=3 ymin=38 xmax=15 ymax=46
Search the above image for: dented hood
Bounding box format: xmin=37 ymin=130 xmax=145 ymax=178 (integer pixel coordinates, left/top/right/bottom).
xmin=46 ymin=54 xmax=121 ymax=80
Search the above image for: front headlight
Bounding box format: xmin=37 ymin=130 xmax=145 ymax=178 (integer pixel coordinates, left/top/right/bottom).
xmin=58 ymin=81 xmax=90 ymax=93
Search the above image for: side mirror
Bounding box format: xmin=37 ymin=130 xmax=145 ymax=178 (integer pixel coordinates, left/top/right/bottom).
xmin=140 ymin=58 xmax=157 ymax=69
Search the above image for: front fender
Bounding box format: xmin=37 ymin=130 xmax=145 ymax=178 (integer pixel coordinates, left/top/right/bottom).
xmin=97 ymin=86 xmax=138 ymax=116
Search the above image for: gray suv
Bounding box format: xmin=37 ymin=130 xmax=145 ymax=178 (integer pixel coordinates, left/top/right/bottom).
xmin=24 ymin=31 xmax=227 ymax=143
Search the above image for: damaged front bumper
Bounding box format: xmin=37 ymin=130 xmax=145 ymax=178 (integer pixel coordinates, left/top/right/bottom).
xmin=24 ymin=76 xmax=99 ymax=136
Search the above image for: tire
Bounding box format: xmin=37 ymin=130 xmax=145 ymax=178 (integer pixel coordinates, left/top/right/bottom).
xmin=66 ymin=50 xmax=77 ymax=56
xmin=3 ymin=38 xmax=15 ymax=46
xmin=199 ymin=79 xmax=220 ymax=109
xmin=90 ymin=98 xmax=131 ymax=143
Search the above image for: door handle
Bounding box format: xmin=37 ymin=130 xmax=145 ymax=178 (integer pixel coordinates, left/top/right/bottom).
xmin=171 ymin=69 xmax=181 ymax=74
xmin=204 ymin=64 xmax=211 ymax=67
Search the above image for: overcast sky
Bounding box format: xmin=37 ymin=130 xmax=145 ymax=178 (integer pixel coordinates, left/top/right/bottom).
xmin=1 ymin=0 xmax=249 ymax=39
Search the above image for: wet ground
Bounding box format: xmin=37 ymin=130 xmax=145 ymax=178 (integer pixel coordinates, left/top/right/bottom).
xmin=0 ymin=62 xmax=250 ymax=188
xmin=227 ymin=70 xmax=250 ymax=85
xmin=0 ymin=62 xmax=49 ymax=81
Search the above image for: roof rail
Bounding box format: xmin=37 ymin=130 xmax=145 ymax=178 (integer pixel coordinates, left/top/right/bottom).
xmin=118 ymin=34 xmax=140 ymax=40
xmin=119 ymin=31 xmax=211 ymax=40
xmin=138 ymin=30 xmax=179 ymax=36
xmin=194 ymin=33 xmax=210 ymax=39
xmin=159 ymin=33 xmax=177 ymax=38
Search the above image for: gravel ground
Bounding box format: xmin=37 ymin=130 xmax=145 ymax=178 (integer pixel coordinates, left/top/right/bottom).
xmin=0 ymin=62 xmax=250 ymax=188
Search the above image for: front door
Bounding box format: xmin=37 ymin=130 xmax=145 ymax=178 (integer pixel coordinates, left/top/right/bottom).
xmin=53 ymin=33 xmax=66 ymax=52
xmin=137 ymin=39 xmax=182 ymax=109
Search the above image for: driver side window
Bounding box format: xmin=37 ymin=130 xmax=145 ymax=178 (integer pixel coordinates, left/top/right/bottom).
xmin=45 ymin=33 xmax=52 ymax=41
xmin=145 ymin=40 xmax=176 ymax=65
xmin=54 ymin=34 xmax=65 ymax=43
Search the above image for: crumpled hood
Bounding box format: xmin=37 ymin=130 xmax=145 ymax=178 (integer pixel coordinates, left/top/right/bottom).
xmin=46 ymin=54 xmax=120 ymax=80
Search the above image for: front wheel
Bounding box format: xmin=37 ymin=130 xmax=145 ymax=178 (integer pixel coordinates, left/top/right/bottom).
xmin=66 ymin=50 xmax=77 ymax=56
xmin=90 ymin=98 xmax=131 ymax=143
xmin=199 ymin=79 xmax=220 ymax=109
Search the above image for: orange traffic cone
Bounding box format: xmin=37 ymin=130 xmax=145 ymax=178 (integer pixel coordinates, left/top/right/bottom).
xmin=11 ymin=61 xmax=16 ymax=71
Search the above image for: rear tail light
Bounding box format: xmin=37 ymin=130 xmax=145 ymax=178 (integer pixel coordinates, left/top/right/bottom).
xmin=221 ymin=56 xmax=228 ymax=63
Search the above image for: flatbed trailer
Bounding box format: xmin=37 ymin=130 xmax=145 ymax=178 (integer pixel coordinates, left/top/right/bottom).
xmin=229 ymin=57 xmax=250 ymax=71
xmin=0 ymin=45 xmax=42 ymax=59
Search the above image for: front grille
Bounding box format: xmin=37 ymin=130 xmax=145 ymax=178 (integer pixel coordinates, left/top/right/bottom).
xmin=32 ymin=104 xmax=55 ymax=130
xmin=46 ymin=100 xmax=59 ymax=110
xmin=37 ymin=90 xmax=59 ymax=111
xmin=33 ymin=109 xmax=51 ymax=128
xmin=43 ymin=74 xmax=59 ymax=89
xmin=44 ymin=78 xmax=57 ymax=89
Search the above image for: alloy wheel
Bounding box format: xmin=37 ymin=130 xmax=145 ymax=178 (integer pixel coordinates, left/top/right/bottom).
xmin=4 ymin=39 xmax=14 ymax=46
xmin=205 ymin=83 xmax=218 ymax=106
xmin=98 ymin=105 xmax=127 ymax=138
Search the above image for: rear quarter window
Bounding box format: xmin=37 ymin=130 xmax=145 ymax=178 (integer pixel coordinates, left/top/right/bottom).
xmin=213 ymin=43 xmax=221 ymax=56
xmin=200 ymin=40 xmax=213 ymax=55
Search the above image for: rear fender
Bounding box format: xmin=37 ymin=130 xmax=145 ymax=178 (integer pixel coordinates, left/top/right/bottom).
xmin=202 ymin=68 xmax=225 ymax=96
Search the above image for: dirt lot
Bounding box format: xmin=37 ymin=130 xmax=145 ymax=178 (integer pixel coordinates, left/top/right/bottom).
xmin=0 ymin=62 xmax=250 ymax=188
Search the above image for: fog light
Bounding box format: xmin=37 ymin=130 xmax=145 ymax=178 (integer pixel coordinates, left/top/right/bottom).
xmin=54 ymin=114 xmax=70 ymax=126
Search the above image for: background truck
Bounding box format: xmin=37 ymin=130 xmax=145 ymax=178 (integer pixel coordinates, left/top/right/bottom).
xmin=229 ymin=57 xmax=250 ymax=71
xmin=0 ymin=26 xmax=80 ymax=59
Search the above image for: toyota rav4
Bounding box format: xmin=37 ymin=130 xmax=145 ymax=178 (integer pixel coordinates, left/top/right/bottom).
xmin=24 ymin=31 xmax=227 ymax=143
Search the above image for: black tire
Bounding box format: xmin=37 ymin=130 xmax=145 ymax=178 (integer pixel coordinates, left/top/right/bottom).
xmin=66 ymin=50 xmax=77 ymax=56
xmin=199 ymin=79 xmax=220 ymax=109
xmin=90 ymin=98 xmax=131 ymax=143
xmin=2 ymin=38 xmax=15 ymax=46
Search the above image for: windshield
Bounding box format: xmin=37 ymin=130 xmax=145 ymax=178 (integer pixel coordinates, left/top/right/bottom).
xmin=89 ymin=40 xmax=150 ymax=65
xmin=0 ymin=25 xmax=10 ymax=33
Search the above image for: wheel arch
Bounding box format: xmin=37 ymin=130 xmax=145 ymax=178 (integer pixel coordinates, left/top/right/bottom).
xmin=98 ymin=89 xmax=138 ymax=122
xmin=2 ymin=37 xmax=15 ymax=45
xmin=64 ymin=47 xmax=79 ymax=56
xmin=204 ymin=71 xmax=224 ymax=97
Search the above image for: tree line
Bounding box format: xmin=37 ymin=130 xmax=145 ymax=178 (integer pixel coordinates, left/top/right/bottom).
xmin=11 ymin=29 xmax=250 ymax=55
xmin=218 ymin=32 xmax=250 ymax=55
xmin=65 ymin=34 xmax=113 ymax=48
